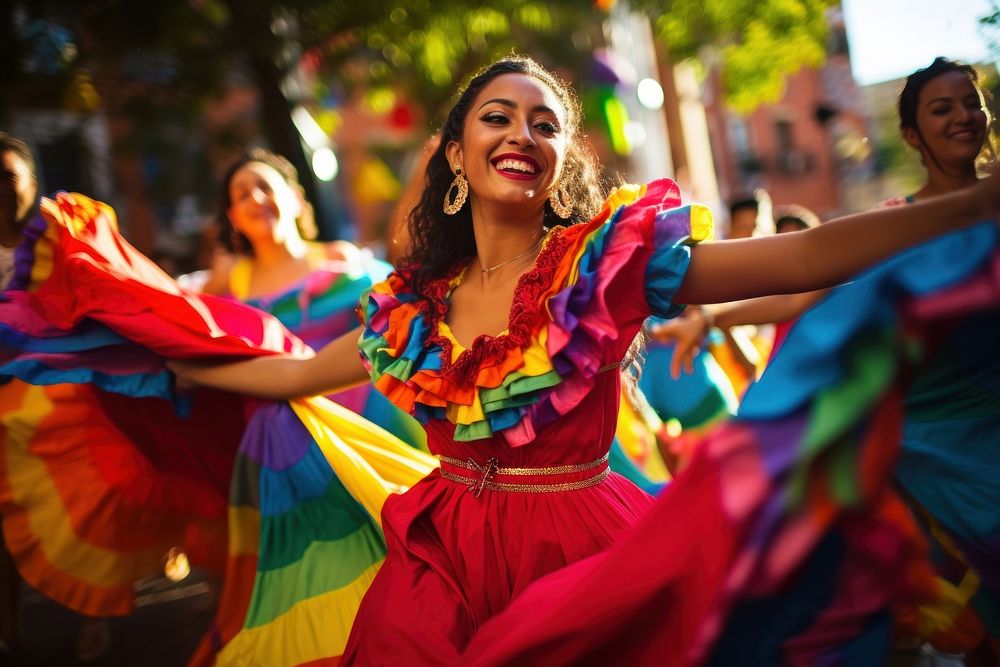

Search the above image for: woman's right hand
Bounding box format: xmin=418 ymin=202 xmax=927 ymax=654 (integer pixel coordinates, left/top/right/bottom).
xmin=166 ymin=359 xmax=212 ymax=391
xmin=649 ymin=309 xmax=711 ymax=379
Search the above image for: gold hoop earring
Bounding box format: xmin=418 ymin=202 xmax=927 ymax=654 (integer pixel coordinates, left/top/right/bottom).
xmin=548 ymin=186 xmax=572 ymax=219
xmin=443 ymin=167 xmax=468 ymax=215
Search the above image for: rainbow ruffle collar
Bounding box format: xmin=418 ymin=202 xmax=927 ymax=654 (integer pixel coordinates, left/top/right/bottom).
xmin=359 ymin=179 xmax=713 ymax=446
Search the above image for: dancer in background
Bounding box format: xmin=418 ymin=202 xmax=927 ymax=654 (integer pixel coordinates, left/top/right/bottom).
xmin=199 ymin=148 xmax=423 ymax=448
xmin=654 ymin=57 xmax=999 ymax=664
xmin=0 ymin=143 xmax=429 ymax=666
xmin=0 ymin=183 xmax=435 ymax=666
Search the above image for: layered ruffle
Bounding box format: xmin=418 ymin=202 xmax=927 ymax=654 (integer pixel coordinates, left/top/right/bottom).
xmin=0 ymin=192 xmax=438 ymax=645
xmin=228 ymin=247 xmax=426 ymax=450
xmin=0 ymin=193 xmax=309 ymax=615
xmin=359 ymin=179 xmax=713 ymax=446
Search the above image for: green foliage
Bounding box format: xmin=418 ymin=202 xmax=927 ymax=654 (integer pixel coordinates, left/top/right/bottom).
xmin=314 ymin=0 xmax=595 ymax=122
xmin=980 ymin=1 xmax=1000 ymax=56
xmin=637 ymin=0 xmax=836 ymax=112
xmin=3 ymin=0 xmax=608 ymax=240
xmin=871 ymin=108 xmax=925 ymax=194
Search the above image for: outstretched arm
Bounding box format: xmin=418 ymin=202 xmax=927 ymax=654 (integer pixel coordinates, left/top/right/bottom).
xmin=708 ymin=291 xmax=828 ymax=329
xmin=674 ymin=180 xmax=995 ymax=305
xmin=169 ymin=325 xmax=369 ymax=400
xmin=652 ymin=291 xmax=826 ymax=378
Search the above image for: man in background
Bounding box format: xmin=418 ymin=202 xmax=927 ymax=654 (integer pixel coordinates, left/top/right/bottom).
xmin=0 ymin=132 xmax=38 ymax=290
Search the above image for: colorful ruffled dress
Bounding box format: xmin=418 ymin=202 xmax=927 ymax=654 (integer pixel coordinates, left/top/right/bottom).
xmin=763 ymin=194 xmax=1000 ymax=652
xmin=4 ymin=185 xmax=998 ymax=666
xmin=225 ymin=251 xmax=425 ymax=450
xmin=870 ymin=195 xmax=1000 ymax=651
xmin=0 ymin=193 xmax=436 ymax=666
xmin=895 ymin=307 xmax=1000 ymax=652
xmin=343 ymin=179 xmax=713 ymax=662
xmin=450 ymin=216 xmax=1000 ymax=666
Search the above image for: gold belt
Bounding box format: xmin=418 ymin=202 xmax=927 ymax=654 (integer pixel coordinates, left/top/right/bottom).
xmin=437 ymin=453 xmax=610 ymax=496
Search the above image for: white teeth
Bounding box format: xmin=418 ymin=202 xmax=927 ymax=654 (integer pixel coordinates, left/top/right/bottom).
xmin=494 ymin=158 xmax=536 ymax=174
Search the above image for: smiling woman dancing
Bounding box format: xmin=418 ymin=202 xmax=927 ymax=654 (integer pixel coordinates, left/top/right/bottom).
xmin=2 ymin=55 xmax=1000 ymax=665
xmin=163 ymin=56 xmax=1000 ymax=664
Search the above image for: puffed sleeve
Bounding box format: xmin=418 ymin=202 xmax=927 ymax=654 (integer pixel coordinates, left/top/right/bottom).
xmin=546 ymin=179 xmax=713 ymax=360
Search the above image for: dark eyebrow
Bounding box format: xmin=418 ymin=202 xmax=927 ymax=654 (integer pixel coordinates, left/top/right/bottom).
xmin=477 ymin=98 xmax=559 ymax=116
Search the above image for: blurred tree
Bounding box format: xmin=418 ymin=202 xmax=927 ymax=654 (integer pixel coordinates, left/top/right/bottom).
xmin=299 ymin=1 xmax=604 ymax=128
xmin=634 ymin=0 xmax=838 ymax=112
xmin=981 ymin=1 xmax=1000 ymax=56
xmin=1 ymin=0 xmax=842 ymax=244
xmin=0 ymin=0 xmax=602 ymax=239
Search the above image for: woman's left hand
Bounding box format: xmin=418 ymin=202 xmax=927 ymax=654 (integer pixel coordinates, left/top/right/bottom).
xmin=650 ymin=309 xmax=710 ymax=379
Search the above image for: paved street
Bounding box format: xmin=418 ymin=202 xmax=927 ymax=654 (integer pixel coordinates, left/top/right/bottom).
xmin=13 ymin=571 xmax=214 ymax=666
xmin=8 ymin=571 xmax=974 ymax=666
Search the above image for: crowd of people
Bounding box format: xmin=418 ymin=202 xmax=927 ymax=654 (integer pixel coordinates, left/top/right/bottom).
xmin=0 ymin=53 xmax=997 ymax=666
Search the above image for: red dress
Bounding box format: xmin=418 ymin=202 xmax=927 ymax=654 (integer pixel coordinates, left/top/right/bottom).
xmin=345 ymin=180 xmax=712 ymax=662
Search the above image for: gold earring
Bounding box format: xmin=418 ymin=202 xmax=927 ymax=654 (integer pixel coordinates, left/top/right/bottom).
xmin=548 ymin=186 xmax=572 ymax=219
xmin=443 ymin=167 xmax=468 ymax=215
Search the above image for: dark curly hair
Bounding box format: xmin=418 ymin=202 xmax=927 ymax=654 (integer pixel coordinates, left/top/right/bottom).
xmin=401 ymin=56 xmax=605 ymax=293
xmin=215 ymin=147 xmax=318 ymax=256
xmin=898 ymin=57 xmax=996 ymax=174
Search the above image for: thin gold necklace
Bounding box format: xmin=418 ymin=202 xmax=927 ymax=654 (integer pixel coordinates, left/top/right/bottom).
xmin=480 ymin=232 xmax=546 ymax=274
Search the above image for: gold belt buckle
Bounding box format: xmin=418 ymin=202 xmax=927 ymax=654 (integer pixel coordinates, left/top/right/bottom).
xmin=466 ymin=457 xmax=499 ymax=497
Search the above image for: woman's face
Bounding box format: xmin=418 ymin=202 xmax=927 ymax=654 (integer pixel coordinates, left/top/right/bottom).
xmin=906 ymin=71 xmax=988 ymax=170
xmin=446 ymin=73 xmax=568 ymax=212
xmin=227 ymin=161 xmax=302 ymax=249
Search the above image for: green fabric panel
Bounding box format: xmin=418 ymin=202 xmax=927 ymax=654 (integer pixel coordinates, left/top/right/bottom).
xmin=229 ymin=453 xmax=262 ymax=508
xmin=676 ymin=390 xmax=731 ymax=430
xmin=828 ymin=439 xmax=860 ymax=507
xmin=453 ymin=420 xmax=497 ymax=441
xmin=360 ymin=334 xmax=417 ymax=382
xmin=257 ymin=477 xmax=377 ymax=571
xmin=478 ymin=370 xmax=562 ymax=404
xmin=358 ymin=333 xmax=385 ymax=362
xmin=803 ymin=329 xmax=895 ymax=451
xmin=481 ymin=393 xmax=540 ymax=413
xmin=244 ymin=526 xmax=387 ymax=628
xmin=786 ymin=327 xmax=896 ymax=507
